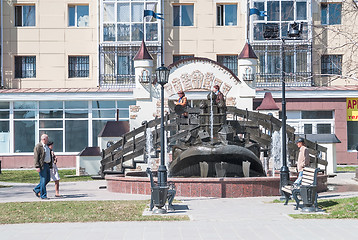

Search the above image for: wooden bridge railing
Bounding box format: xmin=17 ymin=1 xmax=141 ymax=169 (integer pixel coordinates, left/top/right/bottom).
xmin=100 ymin=106 xmax=328 ymax=175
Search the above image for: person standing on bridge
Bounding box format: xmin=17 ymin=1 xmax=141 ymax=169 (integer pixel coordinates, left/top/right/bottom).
xmin=174 ymin=90 xmax=188 ymax=117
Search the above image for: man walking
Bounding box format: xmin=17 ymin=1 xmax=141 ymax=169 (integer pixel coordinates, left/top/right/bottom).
xmin=33 ymin=134 xmax=52 ymax=199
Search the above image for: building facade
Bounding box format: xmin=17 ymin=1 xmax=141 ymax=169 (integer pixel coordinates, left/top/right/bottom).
xmin=0 ymin=0 xmax=357 ymax=169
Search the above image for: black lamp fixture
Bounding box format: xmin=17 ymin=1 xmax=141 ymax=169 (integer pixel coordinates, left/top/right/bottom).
xmin=156 ymin=64 xmax=170 ymax=86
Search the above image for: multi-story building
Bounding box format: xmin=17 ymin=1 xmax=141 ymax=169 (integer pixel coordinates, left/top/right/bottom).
xmin=0 ymin=0 xmax=357 ymax=169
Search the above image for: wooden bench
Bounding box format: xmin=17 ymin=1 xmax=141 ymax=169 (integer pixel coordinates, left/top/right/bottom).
xmin=281 ymin=167 xmax=320 ymax=210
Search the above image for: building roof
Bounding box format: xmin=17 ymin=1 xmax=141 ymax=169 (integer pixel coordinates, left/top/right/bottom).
xmin=238 ymin=43 xmax=258 ymax=59
xmin=298 ymin=134 xmax=341 ymax=144
xmin=98 ymin=121 xmax=130 ymax=137
xmin=133 ymin=40 xmax=153 ymax=60
xmin=0 ymin=88 xmax=132 ymax=94
xmin=78 ymin=147 xmax=101 ymax=156
xmin=256 ymin=92 xmax=279 ymax=110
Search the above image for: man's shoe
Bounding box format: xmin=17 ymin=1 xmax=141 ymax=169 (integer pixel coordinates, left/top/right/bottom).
xmin=33 ymin=189 xmax=40 ymax=198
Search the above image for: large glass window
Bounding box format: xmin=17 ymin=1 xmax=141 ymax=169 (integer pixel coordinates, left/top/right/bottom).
xmin=347 ymin=122 xmax=358 ymax=150
xmin=68 ymin=56 xmax=89 ymax=78
xmin=69 ymin=5 xmax=89 ymax=27
xmin=40 ymin=130 xmax=63 ymax=152
xmin=321 ymin=3 xmax=341 ymax=25
xmin=286 ymin=110 xmax=334 ymax=135
xmin=15 ymin=56 xmax=36 ymax=78
xmin=321 ymin=55 xmax=342 ymax=75
xmin=15 ymin=5 xmax=35 ymax=27
xmin=217 ymin=55 xmax=238 ymax=75
xmin=0 ymin=102 xmax=10 ymax=153
xmin=0 ymin=100 xmax=134 ymax=153
xmin=253 ymin=44 xmax=311 ymax=86
xmin=39 ymin=101 xmax=63 ymax=118
xmin=173 ymin=4 xmax=194 ymax=26
xmin=252 ymin=0 xmax=309 ymax=41
xmin=103 ymin=1 xmax=159 ymax=42
xmin=14 ymin=121 xmax=36 ymax=152
xmin=217 ymin=4 xmax=237 ymax=26
xmin=65 ymin=120 xmax=88 ymax=152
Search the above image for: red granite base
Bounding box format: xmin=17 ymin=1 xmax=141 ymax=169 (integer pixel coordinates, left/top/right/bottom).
xmin=106 ymin=174 xmax=328 ymax=198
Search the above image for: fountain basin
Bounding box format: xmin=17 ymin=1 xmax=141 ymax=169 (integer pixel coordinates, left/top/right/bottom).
xmin=170 ymin=145 xmax=266 ymax=177
xmin=106 ymin=174 xmax=328 ymax=198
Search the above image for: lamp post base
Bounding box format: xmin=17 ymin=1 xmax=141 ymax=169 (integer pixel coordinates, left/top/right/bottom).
xmin=279 ymin=166 xmax=290 ymax=200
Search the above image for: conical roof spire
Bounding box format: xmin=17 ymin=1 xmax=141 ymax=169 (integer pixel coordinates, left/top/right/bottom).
xmin=133 ymin=40 xmax=153 ymax=60
xmin=238 ymin=42 xmax=258 ymax=59
xmin=256 ymin=92 xmax=279 ymax=110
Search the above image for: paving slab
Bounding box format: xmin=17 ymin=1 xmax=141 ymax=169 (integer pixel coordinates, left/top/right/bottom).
xmin=1 ymin=173 xmax=358 ymax=240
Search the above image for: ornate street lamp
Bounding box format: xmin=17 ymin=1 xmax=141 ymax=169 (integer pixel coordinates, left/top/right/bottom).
xmin=144 ymin=64 xmax=170 ymax=214
xmin=155 ymin=64 xmax=170 ymax=188
xmin=263 ymin=22 xmax=302 ymax=192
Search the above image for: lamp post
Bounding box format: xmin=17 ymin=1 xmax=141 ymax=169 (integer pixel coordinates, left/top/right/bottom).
xmin=263 ymin=22 xmax=302 ymax=190
xmin=155 ymin=64 xmax=170 ymax=187
xmin=279 ymin=38 xmax=289 ymax=189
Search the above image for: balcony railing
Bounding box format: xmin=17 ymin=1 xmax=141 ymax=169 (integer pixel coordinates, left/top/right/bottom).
xmin=255 ymin=72 xmax=312 ymax=87
xmin=99 ymin=74 xmax=135 ymax=88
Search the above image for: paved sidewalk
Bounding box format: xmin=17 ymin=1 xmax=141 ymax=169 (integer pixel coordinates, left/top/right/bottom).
xmin=1 ymin=173 xmax=358 ymax=240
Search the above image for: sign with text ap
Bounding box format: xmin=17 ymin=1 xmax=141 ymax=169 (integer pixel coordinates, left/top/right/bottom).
xmin=347 ymin=98 xmax=358 ymax=121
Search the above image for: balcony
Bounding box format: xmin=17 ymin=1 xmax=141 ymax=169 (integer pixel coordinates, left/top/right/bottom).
xmin=255 ymin=72 xmax=312 ymax=87
xmin=99 ymin=74 xmax=135 ymax=88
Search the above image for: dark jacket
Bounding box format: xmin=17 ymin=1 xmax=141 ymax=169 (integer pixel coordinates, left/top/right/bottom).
xmin=34 ymin=142 xmax=53 ymax=169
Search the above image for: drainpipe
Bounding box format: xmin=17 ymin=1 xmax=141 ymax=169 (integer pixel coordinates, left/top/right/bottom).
xmin=1 ymin=0 xmax=3 ymax=88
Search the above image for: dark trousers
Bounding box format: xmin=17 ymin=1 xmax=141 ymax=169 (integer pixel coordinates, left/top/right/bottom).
xmin=33 ymin=163 xmax=51 ymax=199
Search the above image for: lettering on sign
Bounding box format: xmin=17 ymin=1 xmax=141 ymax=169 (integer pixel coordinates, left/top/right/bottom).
xmin=165 ymin=70 xmax=233 ymax=97
xmin=346 ymin=98 xmax=358 ymax=121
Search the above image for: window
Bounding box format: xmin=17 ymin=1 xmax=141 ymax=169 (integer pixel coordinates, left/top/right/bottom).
xmin=347 ymin=121 xmax=358 ymax=150
xmin=317 ymin=124 xmax=331 ymax=134
xmin=302 ymin=111 xmax=333 ymax=119
xmin=217 ymin=55 xmax=238 ymax=75
xmin=69 ymin=5 xmax=89 ymax=27
xmin=102 ymin=1 xmax=159 ymax=42
xmin=68 ymin=56 xmax=89 ymax=78
xmin=252 ymin=0 xmax=309 ymax=41
xmin=118 ymin=56 xmax=134 ymax=75
xmin=217 ymin=4 xmax=237 ymax=26
xmin=253 ymin=44 xmax=311 ymax=87
xmin=286 ymin=110 xmax=334 ymax=135
xmin=173 ymin=4 xmax=194 ymax=26
xmin=15 ymin=5 xmax=35 ymax=26
xmin=173 ymin=55 xmax=194 ymax=63
xmin=321 ymin=55 xmax=342 ymax=75
xmin=304 ymin=124 xmax=312 ymax=134
xmin=321 ymin=3 xmax=341 ymax=25
xmin=0 ymin=100 xmax=135 ymax=153
xmin=15 ymin=56 xmax=36 ymax=78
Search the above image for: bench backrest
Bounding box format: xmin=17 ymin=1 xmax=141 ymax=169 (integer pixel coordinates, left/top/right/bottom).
xmin=301 ymin=167 xmax=320 ymax=186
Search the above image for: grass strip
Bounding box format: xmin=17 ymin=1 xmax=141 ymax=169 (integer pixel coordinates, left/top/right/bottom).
xmin=0 ymin=200 xmax=189 ymax=224
xmin=289 ymin=197 xmax=358 ymax=219
xmin=0 ymin=169 xmax=93 ymax=183
xmin=336 ymin=166 xmax=358 ymax=172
